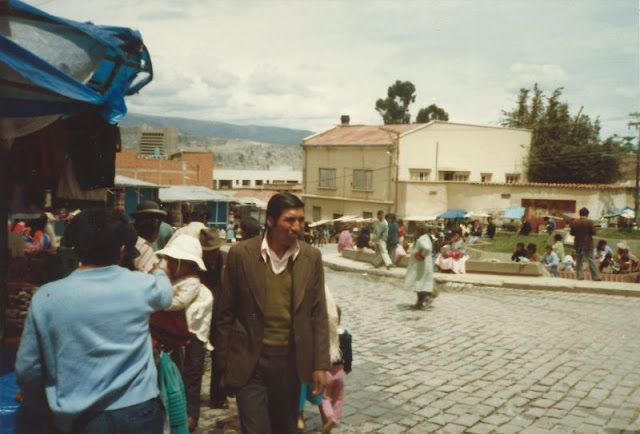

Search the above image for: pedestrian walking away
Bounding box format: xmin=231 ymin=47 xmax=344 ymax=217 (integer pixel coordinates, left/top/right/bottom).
xmin=15 ymin=208 xmax=172 ymax=433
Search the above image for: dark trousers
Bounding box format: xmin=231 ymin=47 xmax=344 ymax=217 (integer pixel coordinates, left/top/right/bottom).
xmin=209 ymin=350 xmax=226 ymax=405
xmin=235 ymin=354 xmax=299 ymax=434
xmin=388 ymin=244 xmax=397 ymax=264
xmin=73 ymin=398 xmax=165 ymax=434
xmin=183 ymin=338 xmax=207 ymax=421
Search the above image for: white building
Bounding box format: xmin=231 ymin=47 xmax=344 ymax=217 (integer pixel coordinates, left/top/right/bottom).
xmin=213 ymin=167 xmax=302 ymax=190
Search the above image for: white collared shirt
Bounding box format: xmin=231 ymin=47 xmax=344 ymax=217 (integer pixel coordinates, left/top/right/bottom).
xmin=260 ymin=235 xmax=300 ymax=274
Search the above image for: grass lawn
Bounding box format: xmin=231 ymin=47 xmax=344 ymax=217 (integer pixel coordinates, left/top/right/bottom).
xmin=596 ymin=228 xmax=640 ymax=240
xmin=473 ymin=233 xmax=549 ymax=254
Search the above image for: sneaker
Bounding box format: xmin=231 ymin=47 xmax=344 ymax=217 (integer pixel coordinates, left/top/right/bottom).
xmin=297 ymin=414 xmax=305 ymax=431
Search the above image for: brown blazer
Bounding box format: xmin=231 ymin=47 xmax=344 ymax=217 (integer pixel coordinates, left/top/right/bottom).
xmin=214 ymin=235 xmax=330 ymax=389
xmin=570 ymin=217 xmax=596 ymax=251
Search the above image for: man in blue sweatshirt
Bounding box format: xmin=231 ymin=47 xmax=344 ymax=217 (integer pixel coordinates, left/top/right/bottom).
xmin=16 ymin=208 xmax=173 ymax=433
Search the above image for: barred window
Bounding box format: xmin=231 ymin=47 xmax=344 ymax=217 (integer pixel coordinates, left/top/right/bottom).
xmin=319 ymin=168 xmax=336 ymax=188
xmin=353 ymin=169 xmax=373 ymax=190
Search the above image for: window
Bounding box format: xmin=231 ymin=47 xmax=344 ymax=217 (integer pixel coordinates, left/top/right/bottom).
xmin=481 ymin=173 xmax=492 ymax=183
xmin=235 ymin=180 xmax=239 ymax=185
xmin=319 ymin=169 xmax=336 ymax=188
xmin=242 ymin=180 xmax=250 ymax=186
xmin=362 ymin=211 xmax=373 ymax=219
xmin=505 ymin=173 xmax=521 ymax=184
xmin=501 ymin=193 xmax=511 ymax=199
xmin=429 ymin=191 xmax=437 ymax=196
xmin=409 ymin=169 xmax=431 ymax=181
xmin=353 ymin=169 xmax=373 ymax=190
xmin=312 ymin=206 xmax=321 ymax=222
xmin=439 ymin=171 xmax=469 ymax=182
xmin=256 ymin=180 xmax=263 ymax=186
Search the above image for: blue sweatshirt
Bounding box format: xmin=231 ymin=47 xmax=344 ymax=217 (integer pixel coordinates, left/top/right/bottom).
xmin=16 ymin=265 xmax=172 ymax=431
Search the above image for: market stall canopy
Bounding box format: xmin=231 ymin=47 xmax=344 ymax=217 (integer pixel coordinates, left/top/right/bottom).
xmin=403 ymin=215 xmax=438 ymax=222
xmin=603 ymin=206 xmax=634 ymax=219
xmin=332 ymin=215 xmax=359 ymax=223
xmin=309 ymin=219 xmax=332 ymax=228
xmin=503 ymin=207 xmax=525 ymax=220
xmin=0 ymin=0 xmax=153 ymax=140
xmin=465 ymin=212 xmax=490 ymax=219
xmin=436 ymin=209 xmax=467 ymax=220
xmin=159 ymin=186 xmax=241 ymax=203
xmin=114 ymin=175 xmax=164 ymax=189
xmin=234 ymin=196 xmax=268 ymax=209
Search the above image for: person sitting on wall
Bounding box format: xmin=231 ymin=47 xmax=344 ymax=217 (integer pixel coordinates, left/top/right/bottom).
xmin=511 ymin=242 xmax=527 ymax=262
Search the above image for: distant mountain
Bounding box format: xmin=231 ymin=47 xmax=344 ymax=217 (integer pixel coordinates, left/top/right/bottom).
xmin=119 ymin=113 xmax=314 ymax=145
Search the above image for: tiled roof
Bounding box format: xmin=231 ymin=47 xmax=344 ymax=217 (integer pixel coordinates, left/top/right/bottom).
xmin=469 ymin=181 xmax=632 ymax=190
xmin=302 ymin=124 xmax=423 ymax=146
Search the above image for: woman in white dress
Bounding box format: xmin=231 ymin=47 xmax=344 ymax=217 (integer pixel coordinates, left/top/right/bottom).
xmin=404 ymin=225 xmax=435 ymax=310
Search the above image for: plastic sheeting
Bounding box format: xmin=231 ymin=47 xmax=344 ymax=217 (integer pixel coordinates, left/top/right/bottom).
xmin=503 ymin=206 xmax=525 ymax=220
xmin=0 ymin=0 xmax=153 ymax=140
xmin=437 ymin=209 xmax=467 ymax=220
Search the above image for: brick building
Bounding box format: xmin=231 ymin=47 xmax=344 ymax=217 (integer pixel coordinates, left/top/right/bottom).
xmin=116 ymin=149 xmax=214 ymax=187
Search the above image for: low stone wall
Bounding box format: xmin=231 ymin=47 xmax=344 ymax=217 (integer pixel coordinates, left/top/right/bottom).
xmin=340 ymin=248 xmax=410 ymax=267
xmin=558 ymin=271 xmax=639 ymax=283
xmin=465 ymin=260 xmax=545 ymax=276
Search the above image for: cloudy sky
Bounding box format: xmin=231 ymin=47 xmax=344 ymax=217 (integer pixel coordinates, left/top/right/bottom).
xmin=40 ymin=0 xmax=638 ymax=138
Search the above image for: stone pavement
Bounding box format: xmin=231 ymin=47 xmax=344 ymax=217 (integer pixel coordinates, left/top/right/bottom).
xmin=195 ymin=247 xmax=640 ymax=433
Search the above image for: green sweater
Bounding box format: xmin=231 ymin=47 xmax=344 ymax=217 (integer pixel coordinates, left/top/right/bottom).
xmin=263 ymin=262 xmax=293 ymax=350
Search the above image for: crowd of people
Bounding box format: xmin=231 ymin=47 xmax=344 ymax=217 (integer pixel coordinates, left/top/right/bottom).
xmin=14 ymin=193 xmax=352 ymax=434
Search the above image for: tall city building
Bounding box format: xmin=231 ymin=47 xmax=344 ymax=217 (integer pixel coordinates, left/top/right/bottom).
xmin=137 ymin=125 xmax=178 ymax=157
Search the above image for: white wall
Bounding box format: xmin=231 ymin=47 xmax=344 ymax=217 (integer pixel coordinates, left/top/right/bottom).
xmin=397 ymin=122 xmax=531 ymax=183
xmin=213 ymin=168 xmax=302 ymax=189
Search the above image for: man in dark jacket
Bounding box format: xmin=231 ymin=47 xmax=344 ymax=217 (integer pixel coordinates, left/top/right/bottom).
xmin=520 ymin=216 xmax=532 ymax=235
xmin=570 ymin=207 xmax=601 ymax=281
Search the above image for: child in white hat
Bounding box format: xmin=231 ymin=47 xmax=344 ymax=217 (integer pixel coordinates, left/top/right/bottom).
xmin=156 ymin=234 xmax=213 ymax=432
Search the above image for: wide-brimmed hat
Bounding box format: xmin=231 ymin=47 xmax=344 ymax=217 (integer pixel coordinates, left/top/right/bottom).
xmin=200 ymin=228 xmax=223 ymax=251
xmin=131 ymin=200 xmax=167 ymax=218
xmin=156 ymin=235 xmax=206 ymax=270
xmin=616 ymin=242 xmax=629 ymax=250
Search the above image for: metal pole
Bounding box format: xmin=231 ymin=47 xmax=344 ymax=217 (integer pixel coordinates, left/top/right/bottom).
xmin=629 ymin=113 xmax=640 ymax=228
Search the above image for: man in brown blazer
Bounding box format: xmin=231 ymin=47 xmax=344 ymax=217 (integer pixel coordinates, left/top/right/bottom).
xmin=570 ymin=207 xmax=601 ymax=281
xmin=215 ymin=193 xmax=330 ymax=433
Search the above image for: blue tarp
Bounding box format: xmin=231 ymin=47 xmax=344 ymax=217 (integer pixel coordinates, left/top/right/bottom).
xmin=603 ymin=206 xmax=633 ymax=218
xmin=0 ymin=0 xmax=153 ymax=123
xmin=437 ymin=209 xmax=467 ymax=220
xmin=503 ymin=207 xmax=525 ymax=220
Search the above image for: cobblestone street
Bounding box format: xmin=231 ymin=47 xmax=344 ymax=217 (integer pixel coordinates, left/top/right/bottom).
xmin=197 ymin=267 xmax=640 ymax=433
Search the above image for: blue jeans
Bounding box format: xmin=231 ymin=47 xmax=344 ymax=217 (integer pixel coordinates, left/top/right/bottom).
xmin=74 ymin=397 xmax=165 ymax=434
xmin=576 ymin=248 xmax=601 ymax=281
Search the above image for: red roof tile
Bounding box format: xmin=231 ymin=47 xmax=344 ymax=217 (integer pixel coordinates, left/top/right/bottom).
xmin=302 ymin=124 xmax=423 ymax=146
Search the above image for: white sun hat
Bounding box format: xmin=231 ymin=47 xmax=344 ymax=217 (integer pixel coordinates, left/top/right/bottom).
xmin=156 ymin=234 xmax=206 ymax=271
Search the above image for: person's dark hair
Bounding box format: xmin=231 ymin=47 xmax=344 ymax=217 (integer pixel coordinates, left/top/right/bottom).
xmin=240 ymin=216 xmax=261 ymax=240
xmin=64 ymin=208 xmax=129 ymax=266
xmin=120 ymin=224 xmax=140 ymax=271
xmin=27 ymin=215 xmax=47 ymax=237
xmin=266 ymin=193 xmax=304 ymax=223
xmin=133 ymin=216 xmax=161 ymax=241
xmin=377 ymin=210 xmax=384 ymax=217
xmin=190 ymin=204 xmax=210 ymax=223
xmin=451 ymin=229 xmax=460 ymax=236
xmin=579 ymin=207 xmax=589 ymax=217
xmin=527 ymin=243 xmax=537 ymax=252
xmin=543 ymin=216 xmax=550 ymax=222
xmin=554 ymin=234 xmax=563 ymax=242
xmin=516 ymin=242 xmax=525 ymax=249
xmin=545 ymin=245 xmax=553 ymax=250
xmin=597 ymin=239 xmax=607 ymax=250
xmin=415 ymin=224 xmax=429 ymax=237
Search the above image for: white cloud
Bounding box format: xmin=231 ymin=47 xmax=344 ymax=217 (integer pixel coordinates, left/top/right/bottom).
xmin=39 ymin=0 xmax=639 ymax=138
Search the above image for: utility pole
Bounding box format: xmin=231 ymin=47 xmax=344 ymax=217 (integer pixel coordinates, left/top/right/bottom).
xmin=630 ymin=112 xmax=640 ymax=228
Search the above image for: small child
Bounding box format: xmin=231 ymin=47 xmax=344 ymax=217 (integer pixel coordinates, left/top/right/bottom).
xmin=600 ymin=252 xmax=614 ymax=274
xmin=320 ymin=305 xmax=352 ymax=433
xmin=563 ymin=253 xmax=576 ymax=272
xmin=542 ymin=245 xmax=560 ymax=277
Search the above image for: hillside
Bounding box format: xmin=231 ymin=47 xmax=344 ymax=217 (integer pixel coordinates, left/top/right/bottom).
xmin=119 ymin=113 xmax=314 ymax=145
xmin=120 ymin=127 xmax=303 ymax=170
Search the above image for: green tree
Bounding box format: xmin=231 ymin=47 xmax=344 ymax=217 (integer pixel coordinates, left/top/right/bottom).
xmin=416 ymin=104 xmax=449 ymax=123
xmin=501 ymin=84 xmax=621 ymax=184
xmin=375 ymin=80 xmax=416 ymax=124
